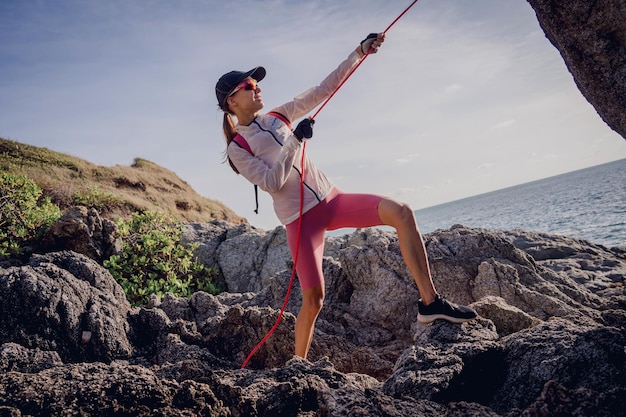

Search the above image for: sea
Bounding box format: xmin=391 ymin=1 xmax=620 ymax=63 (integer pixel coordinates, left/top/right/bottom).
xmin=413 ymin=158 xmax=626 ymax=248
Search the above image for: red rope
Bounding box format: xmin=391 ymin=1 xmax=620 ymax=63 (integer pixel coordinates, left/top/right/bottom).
xmin=383 ymin=0 xmax=420 ymax=34
xmin=241 ymin=142 xmax=307 ymax=369
xmin=240 ymin=0 xmax=420 ymax=369
xmin=312 ymin=0 xmax=420 ymax=121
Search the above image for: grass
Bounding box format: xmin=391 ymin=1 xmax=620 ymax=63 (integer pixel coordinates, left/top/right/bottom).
xmin=0 ymin=137 xmax=245 ymax=224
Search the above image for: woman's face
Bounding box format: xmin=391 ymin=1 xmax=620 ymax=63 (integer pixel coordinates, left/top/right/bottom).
xmin=227 ymin=77 xmax=264 ymax=114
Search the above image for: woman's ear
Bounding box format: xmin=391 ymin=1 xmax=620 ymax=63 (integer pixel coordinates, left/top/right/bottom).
xmin=227 ymin=95 xmax=237 ymax=109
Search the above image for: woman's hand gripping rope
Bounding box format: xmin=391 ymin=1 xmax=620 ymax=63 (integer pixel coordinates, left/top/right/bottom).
xmin=360 ymin=33 xmax=385 ymax=56
xmin=293 ymin=118 xmax=315 ymax=141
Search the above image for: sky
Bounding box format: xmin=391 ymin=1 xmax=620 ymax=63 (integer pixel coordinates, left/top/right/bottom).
xmin=1 ymin=0 xmax=625 ymax=231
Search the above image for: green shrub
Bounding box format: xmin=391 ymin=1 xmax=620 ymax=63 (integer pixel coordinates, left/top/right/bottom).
xmin=103 ymin=211 xmax=221 ymax=306
xmin=73 ymin=186 xmax=121 ymax=210
xmin=0 ymin=173 xmax=61 ymax=259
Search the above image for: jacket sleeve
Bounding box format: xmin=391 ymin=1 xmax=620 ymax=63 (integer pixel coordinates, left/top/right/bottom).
xmin=227 ymin=136 xmax=301 ymax=193
xmin=271 ymin=50 xmax=362 ymax=123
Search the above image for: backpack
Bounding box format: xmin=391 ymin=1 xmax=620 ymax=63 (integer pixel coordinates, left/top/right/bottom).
xmin=230 ymin=112 xmax=292 ymax=214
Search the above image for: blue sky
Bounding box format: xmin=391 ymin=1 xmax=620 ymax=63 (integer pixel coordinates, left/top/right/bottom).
xmin=2 ymin=0 xmax=625 ymax=230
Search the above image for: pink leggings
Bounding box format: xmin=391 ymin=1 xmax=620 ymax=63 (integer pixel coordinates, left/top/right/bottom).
xmin=285 ymin=188 xmax=385 ymax=291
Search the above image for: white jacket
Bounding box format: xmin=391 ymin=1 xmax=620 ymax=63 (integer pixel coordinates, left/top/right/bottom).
xmin=227 ymin=50 xmax=362 ymax=225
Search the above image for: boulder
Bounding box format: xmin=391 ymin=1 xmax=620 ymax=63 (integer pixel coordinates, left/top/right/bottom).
xmin=527 ymin=0 xmax=626 ymax=140
xmin=0 ymin=251 xmax=132 ymax=363
xmin=493 ymin=316 xmax=625 ymax=413
xmin=40 ymin=206 xmax=121 ymax=262
xmin=0 ymin=342 xmax=63 ymax=373
xmin=183 ymin=220 xmax=293 ymax=293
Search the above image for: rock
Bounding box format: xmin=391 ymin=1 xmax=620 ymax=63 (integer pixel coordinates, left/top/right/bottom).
xmin=0 ymin=222 xmax=624 ymax=416
xmin=383 ymin=314 xmax=625 ymax=415
xmin=0 ymin=406 xmax=21 ymax=417
xmin=384 ymin=318 xmax=503 ymax=404
xmin=471 ymin=295 xmax=541 ymax=337
xmin=0 ymin=342 xmax=63 ymax=373
xmin=181 ymin=220 xmax=231 ymax=290
xmin=41 ymin=206 xmax=121 ymax=262
xmin=339 ymin=228 xmax=420 ymax=340
xmin=216 ymin=224 xmax=292 ymax=293
xmin=527 ymin=0 xmax=626 ymax=140
xmin=183 ymin=221 xmax=293 ymax=294
xmin=0 ymin=361 xmax=230 ymax=417
xmin=0 ymin=251 xmax=132 ymax=363
xmin=492 ymin=316 xmax=625 ymax=413
xmin=501 ymin=229 xmax=626 ymax=298
xmin=510 ymin=380 xmax=626 ymax=417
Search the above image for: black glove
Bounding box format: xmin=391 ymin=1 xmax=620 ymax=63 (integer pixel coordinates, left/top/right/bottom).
xmin=293 ymin=118 xmax=315 ymax=141
xmin=360 ymin=33 xmax=378 ymax=55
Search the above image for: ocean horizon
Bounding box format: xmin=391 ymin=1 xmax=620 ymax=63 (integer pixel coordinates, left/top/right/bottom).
xmin=413 ymin=158 xmax=625 ymax=248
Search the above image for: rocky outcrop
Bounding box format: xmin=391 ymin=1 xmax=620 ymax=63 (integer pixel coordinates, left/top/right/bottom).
xmin=0 ymin=251 xmax=132 ymax=364
xmin=40 ymin=206 xmax=121 ymax=262
xmin=1 ymin=218 xmax=624 ymax=416
xmin=527 ymin=0 xmax=626 ymax=140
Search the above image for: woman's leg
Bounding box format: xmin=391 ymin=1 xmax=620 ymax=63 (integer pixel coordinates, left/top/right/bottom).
xmin=324 ymin=191 xmax=475 ymax=322
xmin=294 ymin=284 xmax=324 ymax=358
xmin=286 ymin=203 xmax=329 ymax=359
xmin=322 ymin=192 xmax=438 ymax=305
xmin=377 ymin=198 xmax=437 ymax=305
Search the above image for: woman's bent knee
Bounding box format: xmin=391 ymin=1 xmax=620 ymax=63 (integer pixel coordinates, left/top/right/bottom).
xmin=302 ymin=286 xmax=324 ymax=313
xmin=398 ymin=202 xmax=415 ymax=223
xmin=379 ymin=198 xmax=416 ymax=229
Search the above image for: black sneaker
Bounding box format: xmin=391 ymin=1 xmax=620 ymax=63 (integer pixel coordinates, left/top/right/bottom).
xmin=417 ymin=294 xmax=477 ymax=324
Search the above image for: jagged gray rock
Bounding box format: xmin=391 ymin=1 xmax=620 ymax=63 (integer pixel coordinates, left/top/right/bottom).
xmin=1 ymin=220 xmax=624 ymax=416
xmin=383 ymin=318 xmax=503 ymax=404
xmin=493 ymin=316 xmax=625 ymax=413
xmin=0 ymin=251 xmax=132 ymax=363
xmin=41 ymin=206 xmax=121 ymax=262
xmin=0 ymin=342 xmax=63 ymax=373
xmin=526 ymin=0 xmax=626 ymax=140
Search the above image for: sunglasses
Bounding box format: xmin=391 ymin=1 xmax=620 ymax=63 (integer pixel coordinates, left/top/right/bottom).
xmin=229 ymin=79 xmax=257 ymax=97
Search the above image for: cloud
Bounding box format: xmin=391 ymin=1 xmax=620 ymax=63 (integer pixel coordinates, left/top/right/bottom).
xmin=444 ymin=83 xmax=462 ymax=94
xmin=490 ymin=119 xmax=516 ymax=129
xmin=395 ymin=157 xmax=412 ymax=165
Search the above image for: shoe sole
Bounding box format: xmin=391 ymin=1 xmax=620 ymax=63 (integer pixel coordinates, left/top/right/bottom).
xmin=417 ymin=313 xmax=475 ymax=324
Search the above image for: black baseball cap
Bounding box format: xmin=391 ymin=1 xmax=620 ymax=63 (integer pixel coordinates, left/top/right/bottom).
xmin=216 ymin=66 xmax=266 ymax=110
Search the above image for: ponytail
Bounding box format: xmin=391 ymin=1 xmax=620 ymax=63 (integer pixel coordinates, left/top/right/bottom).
xmin=222 ymin=111 xmax=240 ymax=173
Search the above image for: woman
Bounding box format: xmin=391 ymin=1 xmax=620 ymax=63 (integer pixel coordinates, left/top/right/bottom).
xmin=216 ymin=33 xmax=477 ymax=360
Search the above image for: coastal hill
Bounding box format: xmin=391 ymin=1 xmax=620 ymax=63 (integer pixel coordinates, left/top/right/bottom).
xmin=0 ymin=137 xmax=245 ymax=225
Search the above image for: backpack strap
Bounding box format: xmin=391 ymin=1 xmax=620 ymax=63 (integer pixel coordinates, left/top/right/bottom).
xmin=231 ymin=134 xmax=259 ymax=214
xmin=230 ymin=111 xmax=293 ymax=215
xmin=232 ymin=134 xmax=253 ymax=155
